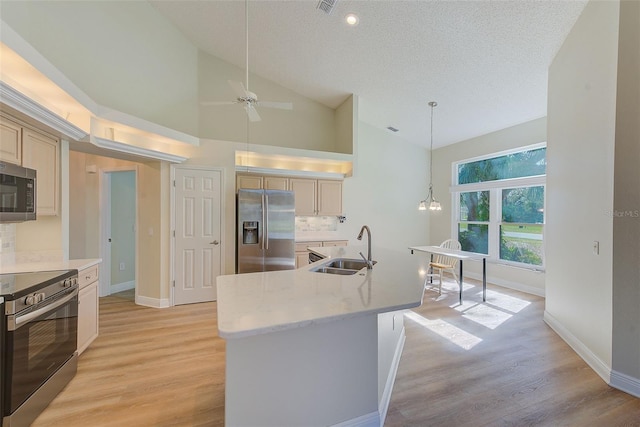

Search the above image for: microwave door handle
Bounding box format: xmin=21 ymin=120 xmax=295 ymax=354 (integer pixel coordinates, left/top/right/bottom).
xmin=8 ymin=289 xmax=78 ymax=331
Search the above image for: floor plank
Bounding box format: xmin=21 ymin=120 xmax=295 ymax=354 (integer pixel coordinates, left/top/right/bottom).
xmin=32 ymin=278 xmax=640 ymax=426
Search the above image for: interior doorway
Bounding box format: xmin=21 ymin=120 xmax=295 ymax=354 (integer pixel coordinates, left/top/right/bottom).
xmin=100 ymin=168 xmax=137 ymax=298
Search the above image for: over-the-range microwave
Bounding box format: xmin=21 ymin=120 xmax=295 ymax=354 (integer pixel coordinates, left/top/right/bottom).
xmin=0 ymin=162 xmax=36 ymax=223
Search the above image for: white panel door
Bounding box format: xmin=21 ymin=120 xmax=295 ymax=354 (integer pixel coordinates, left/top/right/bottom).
xmin=175 ymin=168 xmax=222 ymax=305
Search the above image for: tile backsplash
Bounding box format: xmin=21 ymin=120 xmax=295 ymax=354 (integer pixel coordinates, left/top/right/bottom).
xmin=295 ymin=216 xmax=338 ymax=232
xmin=0 ymin=224 xmax=16 ymax=266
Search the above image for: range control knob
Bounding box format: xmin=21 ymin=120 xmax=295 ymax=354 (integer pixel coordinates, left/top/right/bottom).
xmin=36 ymin=293 xmax=46 ymax=303
xmin=25 ymin=294 xmax=37 ymax=306
xmin=63 ymin=279 xmax=73 ymax=288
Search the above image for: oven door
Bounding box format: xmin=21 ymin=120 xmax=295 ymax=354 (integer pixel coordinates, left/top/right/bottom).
xmin=4 ymin=289 xmax=78 ymax=413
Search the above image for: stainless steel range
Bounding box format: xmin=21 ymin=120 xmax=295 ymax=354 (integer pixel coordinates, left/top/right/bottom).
xmin=0 ymin=269 xmax=79 ymax=427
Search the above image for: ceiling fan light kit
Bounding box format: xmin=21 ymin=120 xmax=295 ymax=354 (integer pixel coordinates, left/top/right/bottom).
xmin=200 ymin=0 xmax=293 ymax=122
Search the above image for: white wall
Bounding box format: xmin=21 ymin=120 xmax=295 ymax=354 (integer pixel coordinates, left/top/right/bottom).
xmin=198 ymin=52 xmax=339 ymax=152
xmin=546 ymin=0 xmax=620 ymax=378
xmin=340 ymin=121 xmax=429 ymax=252
xmin=430 ymin=118 xmax=548 ymax=295
xmin=611 ymin=0 xmax=640 ymax=390
xmin=68 ymin=152 xmax=169 ymax=303
xmin=0 ymin=0 xmax=199 ymax=136
xmin=181 ymin=139 xmax=238 ymax=276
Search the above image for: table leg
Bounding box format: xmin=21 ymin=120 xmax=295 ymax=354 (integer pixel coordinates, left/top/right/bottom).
xmin=482 ymin=258 xmax=487 ymax=302
xmin=430 ymin=254 xmax=434 ymax=284
xmin=459 ymin=260 xmax=463 ymax=305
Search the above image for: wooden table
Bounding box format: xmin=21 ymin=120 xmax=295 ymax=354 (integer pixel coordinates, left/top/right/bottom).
xmin=409 ymin=245 xmax=488 ymax=304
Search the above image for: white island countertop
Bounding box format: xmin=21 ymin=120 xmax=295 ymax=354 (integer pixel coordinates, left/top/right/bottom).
xmin=0 ymin=258 xmax=102 ymax=274
xmin=216 ymin=245 xmax=429 ymax=339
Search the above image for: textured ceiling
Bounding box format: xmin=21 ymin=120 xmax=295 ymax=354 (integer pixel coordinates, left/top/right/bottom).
xmin=150 ymin=0 xmax=587 ymax=148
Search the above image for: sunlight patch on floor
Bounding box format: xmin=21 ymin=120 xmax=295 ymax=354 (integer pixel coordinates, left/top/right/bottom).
xmin=450 ymin=288 xmax=532 ymax=329
xmin=454 ymin=303 xmax=512 ymax=329
xmin=404 ymin=311 xmax=483 ymax=350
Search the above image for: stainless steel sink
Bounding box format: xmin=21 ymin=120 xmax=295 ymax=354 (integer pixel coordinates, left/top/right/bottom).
xmin=312 ymin=266 xmax=360 ymax=275
xmin=310 ymin=258 xmax=377 ymax=275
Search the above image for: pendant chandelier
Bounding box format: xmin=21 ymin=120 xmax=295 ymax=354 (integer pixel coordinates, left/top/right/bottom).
xmin=418 ymin=101 xmax=442 ymax=211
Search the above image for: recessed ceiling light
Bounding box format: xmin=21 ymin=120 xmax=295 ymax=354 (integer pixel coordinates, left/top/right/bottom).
xmin=345 ymin=13 xmax=359 ymax=26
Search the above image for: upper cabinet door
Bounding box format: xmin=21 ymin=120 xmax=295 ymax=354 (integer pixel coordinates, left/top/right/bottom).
xmin=236 ymin=175 xmax=263 ymax=191
xmin=22 ymin=129 xmax=59 ymax=216
xmin=290 ymin=178 xmax=317 ymax=215
xmin=264 ymin=176 xmax=289 ymax=191
xmin=0 ymin=117 xmax=22 ymax=165
xmin=317 ymin=180 xmax=342 ymax=216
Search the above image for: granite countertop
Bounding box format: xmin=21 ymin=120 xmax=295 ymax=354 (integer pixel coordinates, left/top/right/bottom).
xmin=216 ymin=245 xmax=428 ymax=339
xmin=0 ymin=258 xmax=102 ymax=275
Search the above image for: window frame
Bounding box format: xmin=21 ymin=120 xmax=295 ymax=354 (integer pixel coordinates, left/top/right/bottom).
xmin=450 ymin=143 xmax=546 ymax=271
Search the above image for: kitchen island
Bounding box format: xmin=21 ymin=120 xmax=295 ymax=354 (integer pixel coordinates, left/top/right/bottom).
xmin=216 ymin=245 xmax=429 ymax=426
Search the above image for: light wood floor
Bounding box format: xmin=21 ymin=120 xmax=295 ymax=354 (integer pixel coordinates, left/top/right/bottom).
xmin=33 ymin=279 xmax=640 ymax=426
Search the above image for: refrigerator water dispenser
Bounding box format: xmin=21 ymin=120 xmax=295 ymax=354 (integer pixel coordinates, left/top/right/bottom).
xmin=242 ymin=221 xmax=259 ymax=244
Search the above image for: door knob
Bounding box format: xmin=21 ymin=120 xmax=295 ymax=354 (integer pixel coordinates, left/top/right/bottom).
xmin=210 ymin=240 xmax=219 ymax=245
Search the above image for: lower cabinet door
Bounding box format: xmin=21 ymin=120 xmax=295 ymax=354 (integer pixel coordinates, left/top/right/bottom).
xmin=78 ymin=281 xmax=99 ymax=355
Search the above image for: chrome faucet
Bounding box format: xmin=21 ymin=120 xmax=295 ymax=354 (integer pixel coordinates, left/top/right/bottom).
xmin=357 ymin=225 xmax=373 ymax=269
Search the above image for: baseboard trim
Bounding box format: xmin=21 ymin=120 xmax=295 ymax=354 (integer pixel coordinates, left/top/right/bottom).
xmin=110 ymin=280 xmax=134 ymax=294
xmin=135 ymin=295 xmax=170 ymax=308
xmin=464 ymin=271 xmax=545 ymax=297
xmin=543 ymin=310 xmax=611 ymax=383
xmin=331 ymin=411 xmax=380 ymax=427
xmin=379 ymin=327 xmax=406 ymax=426
xmin=610 ymin=370 xmax=640 ymax=398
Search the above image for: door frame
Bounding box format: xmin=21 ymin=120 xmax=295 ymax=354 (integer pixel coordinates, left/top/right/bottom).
xmin=99 ymin=166 xmax=139 ymax=298
xmin=170 ymin=165 xmax=225 ymax=306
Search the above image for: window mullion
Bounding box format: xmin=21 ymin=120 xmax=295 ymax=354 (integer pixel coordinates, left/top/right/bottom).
xmin=489 ymin=188 xmax=500 ymax=261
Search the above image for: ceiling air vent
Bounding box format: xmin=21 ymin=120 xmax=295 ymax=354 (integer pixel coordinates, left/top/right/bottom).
xmin=317 ymin=0 xmax=338 ymax=15
xmin=387 ymin=126 xmax=399 ymax=133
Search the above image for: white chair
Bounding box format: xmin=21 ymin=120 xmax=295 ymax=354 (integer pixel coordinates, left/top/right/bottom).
xmin=425 ymin=239 xmax=461 ymax=294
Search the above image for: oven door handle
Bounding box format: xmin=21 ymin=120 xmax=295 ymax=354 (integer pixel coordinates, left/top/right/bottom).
xmin=7 ymin=288 xmax=78 ymax=331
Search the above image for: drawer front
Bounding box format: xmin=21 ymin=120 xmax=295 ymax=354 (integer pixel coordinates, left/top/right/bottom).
xmin=295 ymin=241 xmax=322 ymax=252
xmin=322 ymin=240 xmax=348 ymax=247
xmin=78 ymin=264 xmax=99 ymax=289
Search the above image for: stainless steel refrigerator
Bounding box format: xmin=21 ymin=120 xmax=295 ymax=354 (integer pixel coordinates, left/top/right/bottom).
xmin=236 ymin=189 xmax=295 ymax=273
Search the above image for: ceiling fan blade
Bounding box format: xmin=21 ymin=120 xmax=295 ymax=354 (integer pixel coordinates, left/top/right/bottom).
xmin=200 ymin=101 xmax=238 ymax=106
xmin=256 ymin=101 xmax=293 ymax=110
xmin=228 ymin=80 xmax=249 ymax=98
xmin=245 ymin=104 xmax=262 ymax=122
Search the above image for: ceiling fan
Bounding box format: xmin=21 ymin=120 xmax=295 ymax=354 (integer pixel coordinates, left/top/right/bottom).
xmin=200 ymin=0 xmax=293 ymax=122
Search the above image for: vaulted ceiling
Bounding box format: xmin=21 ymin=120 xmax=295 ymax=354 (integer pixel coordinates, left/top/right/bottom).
xmin=150 ymin=0 xmax=587 ymax=148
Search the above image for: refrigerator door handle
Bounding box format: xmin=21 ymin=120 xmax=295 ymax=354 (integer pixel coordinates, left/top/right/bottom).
xmin=261 ymin=193 xmax=267 ymax=250
xmin=264 ymin=193 xmax=269 ymax=250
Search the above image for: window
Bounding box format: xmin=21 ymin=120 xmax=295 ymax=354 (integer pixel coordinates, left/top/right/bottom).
xmin=453 ymin=145 xmax=546 ymax=269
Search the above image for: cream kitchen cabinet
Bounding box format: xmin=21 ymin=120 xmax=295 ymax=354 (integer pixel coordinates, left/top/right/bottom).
xmin=77 ymin=264 xmax=100 ymax=355
xmin=289 ymin=178 xmax=317 ymax=215
xmin=236 ymin=174 xmax=263 ymax=191
xmin=289 ymin=178 xmax=343 ymax=216
xmin=317 ymin=180 xmax=342 ymax=216
xmin=0 ymin=116 xmax=22 ymax=165
xmin=295 ymin=240 xmax=348 ymax=268
xmin=264 ymin=176 xmax=289 ymax=190
xmin=22 ymin=129 xmax=59 ymax=216
xmin=0 ymin=115 xmax=59 ymax=216
xmin=237 ymin=174 xmax=289 ymax=191
xmin=295 ymin=241 xmax=322 ymax=268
